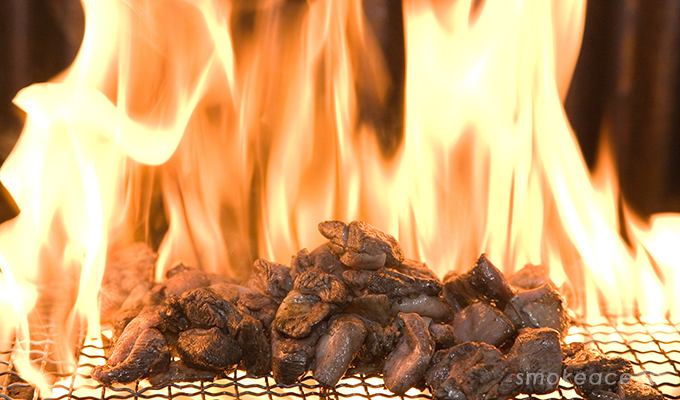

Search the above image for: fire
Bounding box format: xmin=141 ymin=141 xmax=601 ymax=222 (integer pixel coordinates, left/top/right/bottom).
xmin=0 ymin=0 xmax=677 ymax=393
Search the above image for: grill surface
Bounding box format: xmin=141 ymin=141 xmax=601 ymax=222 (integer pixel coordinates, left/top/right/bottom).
xmin=0 ymin=317 xmax=678 ymax=400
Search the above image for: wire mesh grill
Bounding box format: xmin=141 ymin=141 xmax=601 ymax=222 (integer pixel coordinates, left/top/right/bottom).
xmin=0 ymin=317 xmax=678 ymax=400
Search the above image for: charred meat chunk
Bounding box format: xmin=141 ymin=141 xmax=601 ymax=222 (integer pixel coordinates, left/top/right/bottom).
xmin=175 ymin=286 xmax=243 ymax=336
xmin=314 ymin=315 xmax=367 ymax=387
xmin=503 ymin=284 xmax=570 ymax=337
xmin=508 ymin=263 xmax=554 ymax=290
xmin=107 ymin=306 xmax=166 ymax=366
xmin=563 ymin=346 xmax=634 ymax=400
xmin=443 ymin=254 xmax=515 ymax=310
xmin=395 ymin=259 xmax=440 ymax=280
xmin=247 ymin=258 xmax=293 ymax=300
xmin=342 ymin=269 xmax=372 ymax=296
xmin=273 ymin=290 xmax=336 ymax=338
xmin=237 ymin=292 xmax=279 ymax=328
xmin=237 ymin=314 xmax=271 ymax=377
xmin=426 ymin=342 xmax=520 ymax=400
xmin=163 ymin=262 xmax=212 ymax=299
xmin=92 ymin=328 xmax=170 ymax=385
xmin=367 ymin=268 xmax=441 ymax=298
xmin=352 ymin=320 xmax=401 ymax=374
xmin=343 ymin=294 xmax=391 ymax=326
xmin=290 ymin=248 xmax=314 ymax=282
xmin=294 ymin=267 xmax=349 ymax=305
xmin=309 ymin=243 xmax=346 ymax=276
xmin=383 ymin=313 xmax=435 ymax=394
xmin=319 ymin=220 xmax=404 ymax=270
xmin=391 ymin=294 xmax=453 ymax=323
xmin=452 ymin=301 xmax=515 ymax=347
xmin=429 ymin=323 xmax=457 ymax=350
xmin=507 ymin=327 xmax=563 ymax=394
xmin=271 ymin=322 xmax=328 ymax=385
xmin=177 ymin=327 xmax=242 ymax=370
xmin=617 ymin=379 xmax=664 ymax=400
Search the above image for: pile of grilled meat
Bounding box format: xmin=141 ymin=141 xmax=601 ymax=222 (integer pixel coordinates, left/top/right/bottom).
xmin=93 ymin=220 xmax=662 ymax=400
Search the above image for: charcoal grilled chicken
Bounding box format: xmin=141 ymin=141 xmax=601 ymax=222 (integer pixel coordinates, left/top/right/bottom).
xmin=95 ymin=220 xmax=665 ymax=400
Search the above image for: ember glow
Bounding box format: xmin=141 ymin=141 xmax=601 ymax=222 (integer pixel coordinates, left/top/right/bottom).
xmin=0 ymin=0 xmax=678 ymax=393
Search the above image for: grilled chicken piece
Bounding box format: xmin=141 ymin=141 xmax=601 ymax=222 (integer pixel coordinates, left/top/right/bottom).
xmin=314 ymin=315 xmax=367 ymax=387
xmin=271 ymin=322 xmax=328 ymax=384
xmin=91 ymin=328 xmax=170 ymax=385
xmin=383 ymin=313 xmax=435 ymax=394
xmin=507 ymin=327 xmax=563 ymax=394
xmin=429 ymin=322 xmax=457 ymax=350
xmin=563 ymin=346 xmax=634 ymax=400
xmin=237 ymin=314 xmax=271 ymax=377
xmin=391 ymin=294 xmax=453 ymax=323
xmin=342 ymin=269 xmax=372 ymax=296
xmin=425 ymin=342 xmax=520 ymax=400
xmin=177 ymin=327 xmax=242 ymax=370
xmin=291 ymin=246 xmax=345 ymax=282
xmin=367 ymin=268 xmax=441 ymax=298
xmin=343 ymin=294 xmax=391 ymax=325
xmin=107 ymin=306 xmax=166 ymax=366
xmin=508 ymin=263 xmax=554 ymax=290
xmin=351 ymin=320 xmax=401 ymax=374
xmin=442 ymin=254 xmax=515 ymax=310
xmin=319 ymin=220 xmax=405 ymax=270
xmin=503 ymin=283 xmax=570 ymax=337
xmin=237 ymin=292 xmax=279 ymax=328
xmin=174 ymin=286 xmax=243 ymax=336
xmin=273 ymin=289 xmax=337 ymax=338
xmin=617 ymin=380 xmax=664 ymax=400
xmin=247 ymin=258 xmax=293 ymax=300
xmin=163 ymin=262 xmax=212 ymax=298
xmin=452 ymin=301 xmax=515 ymax=347
xmin=294 ymin=267 xmax=349 ymax=305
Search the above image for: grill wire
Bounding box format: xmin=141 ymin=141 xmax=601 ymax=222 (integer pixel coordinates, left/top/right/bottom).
xmin=0 ymin=317 xmax=678 ymax=400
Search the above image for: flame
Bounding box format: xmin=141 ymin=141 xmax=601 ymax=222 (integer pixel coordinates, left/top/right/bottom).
xmin=0 ymin=0 xmax=679 ymax=391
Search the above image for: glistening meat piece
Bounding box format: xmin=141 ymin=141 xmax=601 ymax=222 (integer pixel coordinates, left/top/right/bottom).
xmin=163 ymin=262 xmax=212 ymax=298
xmin=442 ymin=253 xmax=515 ymax=310
xmin=319 ymin=220 xmax=405 ymax=269
xmin=237 ymin=314 xmax=271 ymax=377
xmin=391 ymin=293 xmax=453 ymax=323
xmin=314 ymin=315 xmax=367 ymax=387
xmin=273 ymin=289 xmax=336 ymax=338
xmin=503 ymin=283 xmax=570 ymax=337
xmin=351 ymin=320 xmax=401 ymax=374
xmin=91 ymin=328 xmax=170 ymax=385
xmin=425 ymin=342 xmax=520 ymax=400
xmin=367 ymin=268 xmax=441 ymax=298
xmin=107 ymin=306 xmax=166 ymax=366
xmin=343 ymin=294 xmax=391 ymax=325
xmin=271 ymin=322 xmax=328 ymax=385
xmin=383 ymin=312 xmax=434 ymax=394
xmin=294 ymin=267 xmax=349 ymax=305
xmin=452 ymin=301 xmax=515 ymax=347
xmin=508 ymin=263 xmax=554 ymax=289
xmin=507 ymin=327 xmax=563 ymax=394
xmin=429 ymin=322 xmax=457 ymax=350
xmin=177 ymin=327 xmax=242 ymax=370
xmin=617 ymin=380 xmax=664 ymax=400
xmin=563 ymin=346 xmax=634 ymax=400
xmin=247 ymin=258 xmax=293 ymax=300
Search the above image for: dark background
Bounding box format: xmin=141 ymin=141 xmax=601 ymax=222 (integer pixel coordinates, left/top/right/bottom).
xmin=1 ymin=0 xmax=679 ymax=219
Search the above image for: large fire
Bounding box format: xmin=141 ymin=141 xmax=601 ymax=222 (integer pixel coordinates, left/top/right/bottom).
xmin=0 ymin=0 xmax=678 ymax=395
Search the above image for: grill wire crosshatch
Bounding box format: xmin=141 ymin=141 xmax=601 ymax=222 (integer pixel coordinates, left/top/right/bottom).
xmin=1 ymin=317 xmax=678 ymax=400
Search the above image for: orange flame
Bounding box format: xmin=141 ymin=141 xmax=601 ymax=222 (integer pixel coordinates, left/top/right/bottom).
xmin=0 ymin=0 xmax=678 ymax=390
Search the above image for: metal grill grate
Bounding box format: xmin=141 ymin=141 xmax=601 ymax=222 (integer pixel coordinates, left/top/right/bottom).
xmin=0 ymin=317 xmax=678 ymax=400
